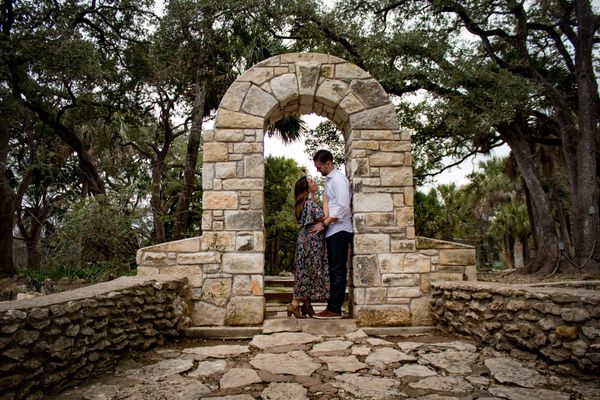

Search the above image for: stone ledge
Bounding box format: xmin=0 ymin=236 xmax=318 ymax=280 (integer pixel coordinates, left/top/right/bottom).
xmin=0 ymin=275 xmax=188 ymax=311
xmin=184 ymin=326 xmax=262 ymax=339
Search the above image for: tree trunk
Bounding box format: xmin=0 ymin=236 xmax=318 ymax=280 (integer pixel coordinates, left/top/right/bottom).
xmin=500 ymin=122 xmax=560 ymax=273
xmin=172 ymin=82 xmax=206 ymax=240
xmin=513 ymin=239 xmax=525 ymax=270
xmin=0 ymin=115 xmax=16 ymax=275
xmin=568 ymin=0 xmax=600 ymax=268
xmin=151 ymin=156 xmax=167 ymax=244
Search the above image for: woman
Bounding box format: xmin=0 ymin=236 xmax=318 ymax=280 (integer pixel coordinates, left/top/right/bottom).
xmin=288 ymin=176 xmax=330 ymax=318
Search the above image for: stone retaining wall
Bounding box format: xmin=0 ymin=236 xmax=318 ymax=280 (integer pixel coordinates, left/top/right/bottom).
xmin=0 ymin=275 xmax=191 ymax=399
xmin=430 ymin=280 xmax=600 ymax=372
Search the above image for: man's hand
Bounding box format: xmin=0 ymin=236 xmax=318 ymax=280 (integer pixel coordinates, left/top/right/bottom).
xmin=309 ymin=221 xmax=326 ymax=234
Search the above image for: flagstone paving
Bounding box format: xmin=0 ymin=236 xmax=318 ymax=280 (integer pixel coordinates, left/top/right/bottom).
xmin=54 ymin=319 xmax=600 ymax=400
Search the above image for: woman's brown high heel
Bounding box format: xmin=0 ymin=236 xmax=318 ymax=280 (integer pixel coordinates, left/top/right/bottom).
xmin=287 ymin=303 xmax=303 ymax=318
xmin=301 ymin=301 xmax=315 ymax=317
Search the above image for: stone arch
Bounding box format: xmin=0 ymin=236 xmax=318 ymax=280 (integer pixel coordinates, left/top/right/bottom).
xmin=137 ymin=52 xmax=476 ymax=328
xmin=202 ymin=53 xmax=415 ymax=326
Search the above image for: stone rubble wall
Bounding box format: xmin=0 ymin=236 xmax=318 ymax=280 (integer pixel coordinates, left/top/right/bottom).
xmin=0 ymin=275 xmax=191 ymax=399
xmin=430 ymin=280 xmax=600 ymax=372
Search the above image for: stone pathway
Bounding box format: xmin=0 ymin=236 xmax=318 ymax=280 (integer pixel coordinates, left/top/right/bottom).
xmin=54 ymin=319 xmax=599 ymax=400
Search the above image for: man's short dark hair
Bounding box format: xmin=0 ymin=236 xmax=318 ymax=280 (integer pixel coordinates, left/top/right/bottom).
xmin=313 ymin=149 xmax=334 ymax=163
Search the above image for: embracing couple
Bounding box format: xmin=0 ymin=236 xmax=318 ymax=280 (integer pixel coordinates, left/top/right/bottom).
xmin=287 ymin=149 xmax=353 ymax=320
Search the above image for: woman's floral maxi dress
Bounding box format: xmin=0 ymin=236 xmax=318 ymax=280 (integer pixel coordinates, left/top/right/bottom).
xmin=293 ymin=198 xmax=330 ymax=301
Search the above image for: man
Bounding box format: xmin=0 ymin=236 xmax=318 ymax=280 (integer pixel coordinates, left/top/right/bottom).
xmin=310 ymin=149 xmax=353 ymax=319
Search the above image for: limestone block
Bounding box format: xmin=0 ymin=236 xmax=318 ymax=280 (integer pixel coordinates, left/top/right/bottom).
xmin=353 ymin=255 xmax=381 ymax=287
xmin=215 ymin=162 xmax=237 ymax=179
xmin=160 ymin=266 xmax=203 ymax=287
xmin=201 ymin=278 xmax=232 ymax=306
xmin=369 ymin=153 xmax=405 ymax=168
xmin=142 ymin=252 xmax=176 ymax=267
xmin=404 ymin=187 xmax=414 ymax=206
xmin=224 ymin=210 xmax=263 ymax=230
xmin=223 ymin=253 xmax=264 ymax=274
xmin=420 ymin=273 xmax=431 ymax=293
xmin=254 ymin=231 xmax=265 ymax=252
xmin=391 ymin=239 xmax=416 ymax=252
xmin=232 ymin=275 xmax=251 ymax=295
xmin=237 ymin=67 xmax=275 ymax=85
xmin=202 ymin=163 xmax=215 ymax=190
xmin=236 ymin=233 xmax=254 ymax=251
xmin=439 ymin=249 xmax=476 ymax=266
xmin=365 ymin=212 xmax=395 ymax=226
xmin=226 ymin=296 xmax=265 ymax=325
xmin=297 ymin=62 xmax=320 ymax=99
xmin=353 ymin=140 xmax=380 ymax=150
xmin=365 ymin=288 xmax=386 ymax=304
xmin=192 ymin=301 xmax=227 ymax=326
xmin=244 ymin=154 xmax=264 ymax=178
xmin=320 ymin=63 xmax=334 ymax=78
xmin=203 ymin=191 xmax=238 ymax=209
xmin=335 ymin=63 xmax=370 ymax=79
xmin=350 ymin=158 xmax=369 ymax=177
xmin=202 ymin=232 xmax=235 ymax=252
xmin=411 ymin=296 xmax=434 ymax=325
xmin=214 ymin=129 xmax=246 ymax=142
xmin=233 ymin=142 xmax=264 ymax=153
xmin=353 ymin=288 xmax=366 ymax=304
xmin=315 ymin=79 xmax=349 ymax=107
xmin=353 ymin=193 xmax=393 ymax=212
xmin=354 ymin=233 xmax=390 ymax=254
xmin=379 ymin=140 xmax=412 ymax=152
xmin=378 ymin=254 xmax=406 ymax=273
xmin=396 ymin=207 xmax=415 ymax=227
xmin=220 ymin=81 xmax=251 ymax=111
xmin=349 ymin=104 xmax=399 ymax=130
xmin=215 ymin=109 xmax=264 ymax=129
xmin=464 ymin=265 xmax=477 ymax=281
xmin=350 ymin=79 xmax=390 ymax=108
xmin=203 ymin=142 xmax=229 ymax=162
xmin=382 ymin=273 xmax=418 ymax=287
xmin=388 ymin=286 xmax=421 ymax=298
xmin=270 ymin=73 xmax=299 ymax=103
xmin=360 ymin=130 xmax=397 ymax=140
xmin=178 ymin=252 xmax=220 ymax=265
xmin=202 ymin=129 xmax=215 ymax=141
xmin=251 ymin=275 xmax=264 ymax=296
xmin=380 ymin=167 xmax=412 ymax=186
xmin=242 ymin=85 xmax=278 ymax=117
xmin=339 ymin=93 xmax=365 ymax=115
xmin=354 ymin=304 xmax=411 ymax=326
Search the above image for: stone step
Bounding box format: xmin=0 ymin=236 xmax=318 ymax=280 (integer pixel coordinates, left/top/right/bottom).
xmin=183 ymin=319 xmax=438 ymax=339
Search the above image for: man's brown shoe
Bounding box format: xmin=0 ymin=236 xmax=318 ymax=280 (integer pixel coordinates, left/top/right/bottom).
xmin=313 ymin=310 xmax=342 ymax=319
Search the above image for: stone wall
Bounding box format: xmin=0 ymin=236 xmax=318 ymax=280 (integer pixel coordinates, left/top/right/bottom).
xmin=0 ymin=276 xmax=191 ymax=399
xmin=351 ymin=236 xmax=476 ymax=327
xmin=430 ymin=280 xmax=600 ymax=372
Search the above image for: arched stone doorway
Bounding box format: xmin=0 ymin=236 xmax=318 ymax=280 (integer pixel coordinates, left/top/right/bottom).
xmin=136 ymin=52 xmax=476 ymax=327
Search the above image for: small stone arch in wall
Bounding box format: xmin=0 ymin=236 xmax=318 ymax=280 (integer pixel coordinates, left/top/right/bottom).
xmin=136 ymin=52 xmax=476 ymax=327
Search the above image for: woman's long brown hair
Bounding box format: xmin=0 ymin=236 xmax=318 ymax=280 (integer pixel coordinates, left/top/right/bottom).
xmin=294 ymin=176 xmax=309 ymax=221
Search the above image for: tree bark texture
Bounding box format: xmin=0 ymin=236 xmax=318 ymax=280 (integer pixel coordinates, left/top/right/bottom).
xmin=0 ymin=115 xmax=16 ymax=275
xmin=172 ymin=82 xmax=206 ymax=240
xmin=500 ymin=122 xmax=560 ymax=273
